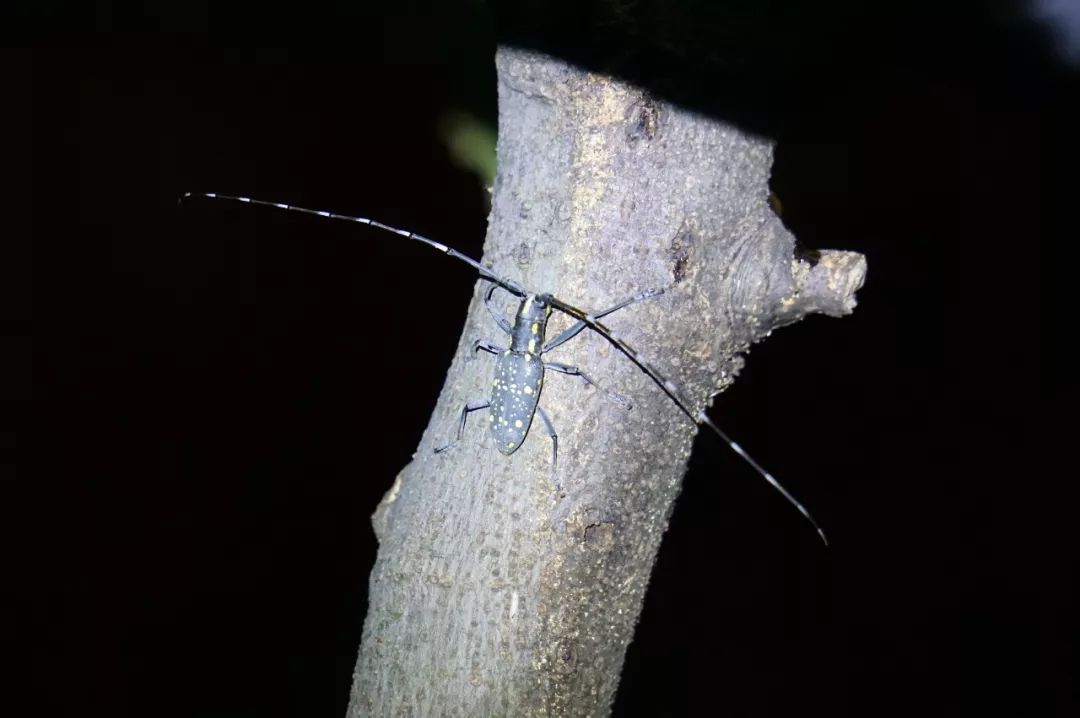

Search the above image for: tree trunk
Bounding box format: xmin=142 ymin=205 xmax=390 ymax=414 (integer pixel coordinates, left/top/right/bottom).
xmin=347 ymin=47 xmax=865 ymax=716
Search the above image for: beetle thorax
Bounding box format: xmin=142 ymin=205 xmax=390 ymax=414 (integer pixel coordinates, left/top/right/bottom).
xmin=509 ymin=294 xmax=551 ymax=354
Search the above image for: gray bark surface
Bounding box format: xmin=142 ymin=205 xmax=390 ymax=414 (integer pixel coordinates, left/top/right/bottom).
xmin=348 ymin=47 xmax=865 ymax=716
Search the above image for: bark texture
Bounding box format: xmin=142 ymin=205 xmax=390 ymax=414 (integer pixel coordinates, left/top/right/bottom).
xmin=348 ymin=47 xmax=865 ymax=716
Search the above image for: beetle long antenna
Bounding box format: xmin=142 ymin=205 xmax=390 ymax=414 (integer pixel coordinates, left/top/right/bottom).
xmin=548 ymin=297 xmax=828 ymax=545
xmin=180 ymin=192 xmax=527 ymax=296
xmin=699 ymin=415 xmax=828 ymax=545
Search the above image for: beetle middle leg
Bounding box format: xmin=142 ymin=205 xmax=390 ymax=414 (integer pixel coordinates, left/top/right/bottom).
xmin=544 ymin=362 xmax=632 ymax=409
xmin=470 ymin=339 xmax=502 ymax=358
xmin=435 ymin=400 xmax=491 ymax=454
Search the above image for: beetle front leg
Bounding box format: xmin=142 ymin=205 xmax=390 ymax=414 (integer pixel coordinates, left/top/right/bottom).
xmin=542 ymin=287 xmax=665 ymax=353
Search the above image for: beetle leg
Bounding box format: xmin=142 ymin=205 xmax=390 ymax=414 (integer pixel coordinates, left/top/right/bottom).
xmin=469 ymin=339 xmax=502 ymax=357
xmin=484 ymin=284 xmax=514 ymax=335
xmin=544 ymin=362 xmax=632 ymax=410
xmin=434 ymin=400 xmax=490 ymax=454
xmin=541 ymin=287 xmax=664 ymax=353
xmin=535 ymin=406 xmax=560 ymax=493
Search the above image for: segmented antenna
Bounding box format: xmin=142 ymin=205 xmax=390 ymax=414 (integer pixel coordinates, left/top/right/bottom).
xmin=180 ymin=192 xmax=526 ymax=296
xmin=181 ymin=191 xmax=828 ymax=545
xmin=548 ymin=296 xmax=829 ymax=546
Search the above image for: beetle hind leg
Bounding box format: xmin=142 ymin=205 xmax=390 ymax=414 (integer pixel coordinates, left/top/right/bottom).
xmin=534 ymin=406 xmax=561 ymax=494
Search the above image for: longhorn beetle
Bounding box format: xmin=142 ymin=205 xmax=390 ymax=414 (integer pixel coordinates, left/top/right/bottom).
xmin=182 ymin=192 xmax=828 ymax=545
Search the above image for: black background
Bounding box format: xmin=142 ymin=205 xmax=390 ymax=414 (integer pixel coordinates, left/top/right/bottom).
xmin=25 ymin=1 xmax=1069 ymax=715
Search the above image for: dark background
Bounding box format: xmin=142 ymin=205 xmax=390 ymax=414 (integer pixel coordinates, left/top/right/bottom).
xmin=25 ymin=1 xmax=1069 ymax=715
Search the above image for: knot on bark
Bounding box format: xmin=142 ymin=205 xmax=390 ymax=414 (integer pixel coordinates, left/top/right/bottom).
xmin=775 ymin=249 xmax=867 ymax=323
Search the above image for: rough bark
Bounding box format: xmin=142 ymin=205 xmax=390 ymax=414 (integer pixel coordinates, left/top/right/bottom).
xmin=347 ymin=47 xmax=865 ymax=717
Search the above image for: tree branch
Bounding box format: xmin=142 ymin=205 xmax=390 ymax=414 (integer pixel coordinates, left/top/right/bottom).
xmin=348 ymin=47 xmax=864 ymax=716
